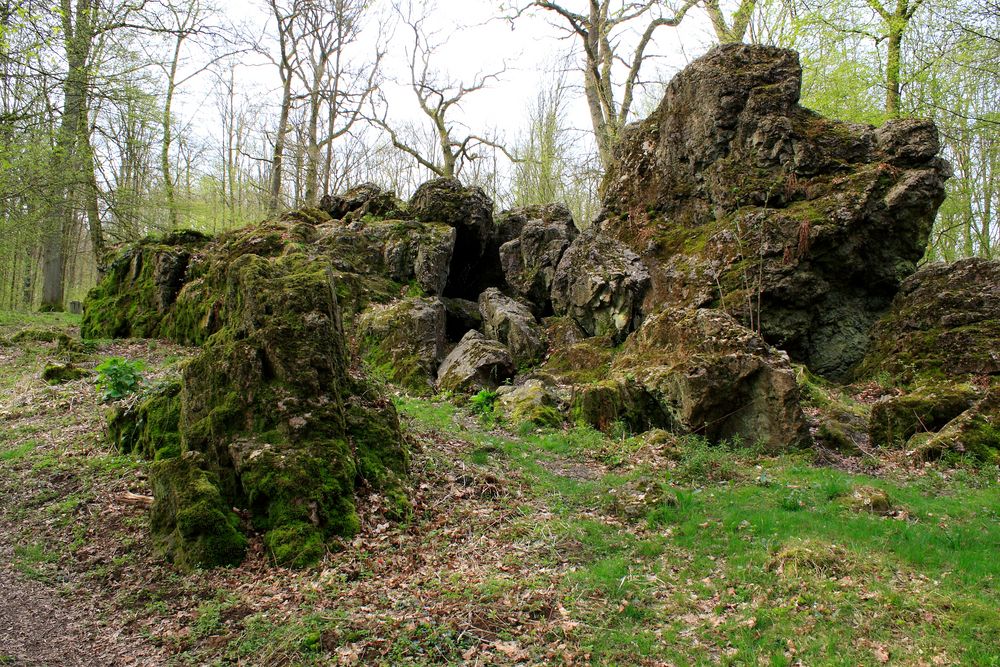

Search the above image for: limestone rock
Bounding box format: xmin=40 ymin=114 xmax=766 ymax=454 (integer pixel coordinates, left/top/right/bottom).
xmin=478 ymin=288 xmax=547 ymax=367
xmin=319 ymin=183 xmax=406 ymax=221
xmin=869 ymin=383 xmax=980 ymax=448
xmin=909 ymin=388 xmax=1000 ymax=463
xmin=358 ymin=297 xmax=447 ymax=394
xmin=441 ymin=297 xmax=482 ymax=342
xmin=856 ymin=258 xmax=1000 ymax=383
xmin=550 ymin=228 xmax=649 ymax=341
xmin=495 ymin=379 xmax=563 ymax=428
xmin=409 ymin=178 xmax=494 ymax=298
xmin=600 ymin=44 xmax=950 ymax=378
xmin=437 ymin=330 xmax=515 ymax=393
xmin=499 ymin=204 xmax=577 ymax=313
xmin=612 ymin=308 xmax=810 ymax=451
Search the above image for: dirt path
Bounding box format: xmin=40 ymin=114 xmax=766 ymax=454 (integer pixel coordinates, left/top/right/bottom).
xmin=0 ymin=567 xmax=100 ymax=666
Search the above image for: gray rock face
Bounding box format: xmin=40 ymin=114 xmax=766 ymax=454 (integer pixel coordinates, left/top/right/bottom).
xmin=409 ymin=178 xmax=494 ymax=298
xmin=600 ymin=43 xmax=951 ymax=379
xmin=478 ymin=288 xmax=547 ymax=367
xmin=441 ymin=297 xmax=482 ymax=342
xmin=437 ymin=330 xmax=516 ymax=393
xmin=550 ymin=228 xmax=650 ymax=341
xmin=856 ymin=258 xmax=1000 ymax=382
xmin=319 ymin=183 xmax=405 ymax=221
xmin=316 ymin=219 xmax=456 ymax=297
xmin=358 ymin=297 xmax=447 ymax=394
xmin=613 ymin=308 xmax=810 ymax=451
xmin=499 ymin=204 xmax=577 ymax=313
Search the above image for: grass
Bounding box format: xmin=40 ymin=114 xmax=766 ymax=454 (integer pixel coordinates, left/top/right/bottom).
xmin=0 ymin=313 xmax=998 ymax=666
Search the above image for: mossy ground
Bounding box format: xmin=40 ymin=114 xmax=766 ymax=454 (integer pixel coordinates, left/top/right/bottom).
xmin=1 ymin=311 xmax=998 ymax=665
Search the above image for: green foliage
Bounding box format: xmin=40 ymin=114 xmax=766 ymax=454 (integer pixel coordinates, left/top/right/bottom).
xmin=94 ymin=356 xmax=146 ymax=402
xmin=469 ymin=388 xmax=498 ymax=425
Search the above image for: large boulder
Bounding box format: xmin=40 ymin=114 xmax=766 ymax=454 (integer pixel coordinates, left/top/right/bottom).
xmin=478 ymin=288 xmax=547 ymax=368
xmin=612 ymin=308 xmax=810 ymax=451
xmin=436 ymin=330 xmax=516 ymax=393
xmin=908 ymin=388 xmax=1000 ymax=463
xmin=84 ymin=216 xmax=411 ymax=569
xmin=498 ymin=204 xmax=577 ymax=314
xmin=357 ymin=297 xmax=447 ymax=394
xmin=599 ymin=44 xmax=950 ymax=379
xmin=550 ymin=228 xmax=650 ymax=342
xmin=856 ymin=258 xmax=1000 ymax=383
xmin=409 ymin=178 xmax=495 ymax=298
xmin=318 ymin=183 xmax=406 ymax=221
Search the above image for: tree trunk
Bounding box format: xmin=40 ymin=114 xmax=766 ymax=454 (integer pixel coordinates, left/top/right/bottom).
xmin=885 ymin=25 xmax=903 ymax=117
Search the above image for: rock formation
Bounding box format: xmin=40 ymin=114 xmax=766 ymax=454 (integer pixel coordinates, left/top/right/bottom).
xmin=599 ymin=44 xmax=950 ymax=379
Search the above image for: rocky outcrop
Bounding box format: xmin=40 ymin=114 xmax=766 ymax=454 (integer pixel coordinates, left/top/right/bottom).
xmin=599 ymin=44 xmax=950 ymax=379
xmin=856 ymin=258 xmax=1000 ymax=461
xmin=319 ymin=183 xmax=406 ymax=221
xmin=495 ymin=379 xmax=564 ymax=428
xmin=436 ymin=330 xmax=515 ymax=393
xmin=856 ymin=258 xmax=1000 ymax=383
xmin=358 ymin=297 xmax=447 ymax=394
xmin=409 ymin=178 xmax=495 ymax=298
xmin=612 ymin=308 xmax=810 ymax=451
xmin=497 ymin=204 xmax=577 ymax=313
xmin=550 ymin=228 xmax=649 ymax=342
xmin=478 ymin=288 xmax=547 ymax=367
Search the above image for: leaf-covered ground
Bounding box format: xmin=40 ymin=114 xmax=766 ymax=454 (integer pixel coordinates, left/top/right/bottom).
xmin=1 ymin=311 xmax=998 ymax=666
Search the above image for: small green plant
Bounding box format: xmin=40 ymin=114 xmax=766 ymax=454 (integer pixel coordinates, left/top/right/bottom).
xmin=94 ymin=357 xmax=146 ymax=402
xmin=469 ymin=388 xmax=499 ymax=425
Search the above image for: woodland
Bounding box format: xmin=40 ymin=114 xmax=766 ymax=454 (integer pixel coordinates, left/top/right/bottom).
xmin=0 ymin=0 xmax=999 ymax=666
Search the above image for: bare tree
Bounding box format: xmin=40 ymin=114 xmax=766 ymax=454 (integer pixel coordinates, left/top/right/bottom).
xmin=510 ymin=0 xmax=698 ymax=169
xmin=371 ymin=0 xmax=515 ymax=180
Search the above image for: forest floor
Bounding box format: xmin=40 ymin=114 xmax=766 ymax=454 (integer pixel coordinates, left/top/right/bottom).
xmin=1 ymin=311 xmax=999 ymax=666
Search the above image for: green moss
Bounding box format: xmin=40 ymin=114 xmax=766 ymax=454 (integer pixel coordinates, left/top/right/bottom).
xmin=869 ymin=383 xmax=980 ymax=448
xmin=150 ymin=454 xmax=247 ymax=569
xmin=264 ymin=522 xmax=327 ymax=568
xmin=41 ymin=362 xmax=89 ymax=385
xmin=108 ymin=380 xmax=182 ymax=460
xmin=541 ymin=336 xmax=614 ymax=385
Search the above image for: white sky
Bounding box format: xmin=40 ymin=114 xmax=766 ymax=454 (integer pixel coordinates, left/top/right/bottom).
xmin=170 ymin=0 xmax=720 ymax=168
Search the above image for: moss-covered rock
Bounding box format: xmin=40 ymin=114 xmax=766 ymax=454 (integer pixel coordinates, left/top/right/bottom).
xmin=108 ymin=380 xmax=182 ymax=460
xmin=478 ymin=288 xmax=547 ymax=368
xmin=599 ymin=44 xmax=950 ymax=379
xmin=869 ymin=383 xmax=980 ymax=448
xmin=436 ymin=330 xmax=515 ymax=394
xmin=41 ymin=362 xmax=89 ymax=385
xmin=538 ymin=335 xmax=615 ymax=385
xmin=150 ymin=453 xmax=247 ymax=569
xmin=855 ymin=258 xmax=1000 ymax=384
xmin=568 ymin=378 xmax=670 ymax=434
xmin=909 ymin=388 xmax=1000 ymax=463
xmin=495 ymin=379 xmax=564 ymax=428
xmin=610 ymin=308 xmax=810 ymax=451
xmin=357 ymin=297 xmax=446 ymax=394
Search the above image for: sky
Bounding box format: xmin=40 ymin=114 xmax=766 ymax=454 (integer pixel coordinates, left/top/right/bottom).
xmin=168 ymin=0 xmax=721 ymax=174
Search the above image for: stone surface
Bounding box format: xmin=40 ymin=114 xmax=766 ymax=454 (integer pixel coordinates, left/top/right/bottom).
xmin=436 ymin=330 xmax=515 ymax=393
xmin=319 ymin=183 xmax=407 ymax=221
xmin=478 ymin=288 xmax=547 ymax=367
xmin=869 ymin=383 xmax=980 ymax=448
xmin=599 ymin=43 xmax=950 ymax=378
xmin=358 ymin=297 xmax=447 ymax=394
xmin=495 ymin=379 xmax=564 ymax=428
xmin=497 ymin=204 xmax=577 ymax=313
xmin=612 ymin=308 xmax=810 ymax=451
xmin=409 ymin=178 xmax=494 ymax=298
xmin=856 ymin=258 xmax=1000 ymax=383
xmin=907 ymin=388 xmax=1000 ymax=463
xmin=550 ymin=227 xmax=650 ymax=341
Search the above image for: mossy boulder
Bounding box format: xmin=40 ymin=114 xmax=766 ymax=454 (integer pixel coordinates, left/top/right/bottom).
xmin=436 ymin=330 xmax=515 ymax=393
xmin=107 ymin=380 xmax=182 ymax=460
xmin=41 ymin=362 xmax=89 ymax=385
xmin=869 ymin=383 xmax=980 ymax=448
xmin=495 ymin=379 xmax=564 ymax=428
xmin=610 ymin=308 xmax=810 ymax=451
xmin=319 ymin=183 xmax=407 ymax=221
xmin=538 ymin=334 xmax=615 ymax=386
xmin=569 ymin=378 xmax=670 ymax=434
xmin=550 ymin=227 xmax=649 ymax=342
xmin=478 ymin=288 xmax=547 ymax=368
xmin=908 ymin=388 xmax=1000 ymax=463
xmin=855 ymin=258 xmax=1000 ymax=384
xmin=150 ymin=453 xmax=247 ymax=569
xmin=498 ymin=204 xmax=577 ymax=314
xmin=599 ymin=44 xmax=950 ymax=379
xmin=357 ymin=297 xmax=447 ymax=394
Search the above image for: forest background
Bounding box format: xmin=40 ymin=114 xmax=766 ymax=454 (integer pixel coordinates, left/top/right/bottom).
xmin=0 ymin=0 xmax=996 ymax=312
